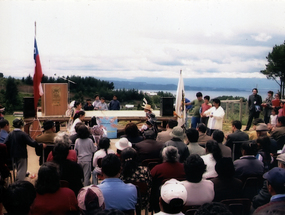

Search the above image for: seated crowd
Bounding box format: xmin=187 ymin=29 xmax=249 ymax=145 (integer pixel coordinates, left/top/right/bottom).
xmin=1 ymin=113 xmax=285 ymax=215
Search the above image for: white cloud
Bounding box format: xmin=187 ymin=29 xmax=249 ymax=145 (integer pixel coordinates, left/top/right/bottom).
xmin=0 ymin=0 xmax=285 ymax=80
xmin=251 ymin=33 xmax=272 ymax=42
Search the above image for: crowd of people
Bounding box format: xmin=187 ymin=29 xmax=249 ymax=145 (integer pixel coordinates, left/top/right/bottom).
xmin=0 ymin=89 xmax=285 ymax=215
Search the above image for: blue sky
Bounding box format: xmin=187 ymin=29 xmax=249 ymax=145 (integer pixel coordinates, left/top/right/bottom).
xmin=1 ymin=0 xmax=285 ymax=80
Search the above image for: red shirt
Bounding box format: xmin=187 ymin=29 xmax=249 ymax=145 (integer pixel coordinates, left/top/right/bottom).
xmin=201 ymin=103 xmax=212 ymax=115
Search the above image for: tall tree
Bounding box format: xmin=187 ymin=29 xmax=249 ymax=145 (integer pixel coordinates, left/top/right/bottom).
xmin=5 ymin=76 xmax=20 ymax=113
xmin=260 ymin=41 xmax=285 ymax=98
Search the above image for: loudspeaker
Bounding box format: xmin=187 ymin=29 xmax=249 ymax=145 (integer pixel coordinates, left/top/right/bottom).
xmin=23 ymin=97 xmax=36 ymax=118
xmin=160 ymin=97 xmax=174 ymax=116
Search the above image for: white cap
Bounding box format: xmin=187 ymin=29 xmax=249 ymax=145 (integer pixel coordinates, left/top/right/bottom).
xmin=161 ymin=179 xmax=187 ymax=204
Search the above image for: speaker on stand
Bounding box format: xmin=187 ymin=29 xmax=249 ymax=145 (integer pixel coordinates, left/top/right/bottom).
xmin=23 ymin=97 xmax=36 ymax=118
xmin=160 ymin=97 xmax=174 ymax=116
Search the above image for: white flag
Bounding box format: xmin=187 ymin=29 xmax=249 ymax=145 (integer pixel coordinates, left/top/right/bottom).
xmin=175 ymin=70 xmax=186 ymax=127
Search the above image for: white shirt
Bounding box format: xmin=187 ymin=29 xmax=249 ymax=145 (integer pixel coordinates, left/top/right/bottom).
xmin=204 ymin=106 xmax=225 ymax=130
xmin=201 ymin=153 xmax=218 ymax=179
xmin=69 ymin=118 xmax=82 ymax=135
xmin=182 ymin=179 xmax=214 ymax=206
xmin=93 ymin=149 xmax=115 ymax=173
xmin=270 ymin=115 xmax=278 ymax=127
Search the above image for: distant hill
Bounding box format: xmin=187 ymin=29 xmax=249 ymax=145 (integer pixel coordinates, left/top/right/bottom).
xmin=101 ymin=77 xmax=279 ymax=92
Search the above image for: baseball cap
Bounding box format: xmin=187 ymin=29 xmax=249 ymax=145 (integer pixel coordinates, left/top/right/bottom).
xmin=263 ymin=167 xmax=285 ymax=188
xmin=160 ymin=179 xmax=187 ymax=204
xmin=77 ymin=185 xmax=105 ymax=212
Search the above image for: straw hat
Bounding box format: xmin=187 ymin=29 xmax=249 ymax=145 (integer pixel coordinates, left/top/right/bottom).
xmin=115 ymin=137 xmax=132 ymax=150
xmin=142 ymin=104 xmax=153 ymax=111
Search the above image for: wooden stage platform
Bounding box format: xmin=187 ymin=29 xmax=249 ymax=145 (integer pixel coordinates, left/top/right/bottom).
xmin=24 ymin=110 xmax=176 ymax=136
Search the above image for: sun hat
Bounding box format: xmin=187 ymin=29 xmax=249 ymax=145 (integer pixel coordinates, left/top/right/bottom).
xmin=142 ymin=104 xmax=153 ymax=111
xmin=161 ymin=179 xmax=187 ymax=204
xmin=277 ymin=153 xmax=285 ymax=164
xmin=169 ymin=126 xmax=184 ymax=140
xmin=77 ymin=185 xmax=105 ymax=212
xmin=255 ymin=123 xmax=268 ymax=131
xmin=115 ymin=137 xmax=132 ymax=150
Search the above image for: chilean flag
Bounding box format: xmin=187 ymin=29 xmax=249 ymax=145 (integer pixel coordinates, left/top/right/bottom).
xmin=33 ymin=38 xmax=43 ymax=111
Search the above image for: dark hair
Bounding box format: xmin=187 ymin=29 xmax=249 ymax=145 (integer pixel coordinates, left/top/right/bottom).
xmin=52 ymin=142 xmax=70 ymax=163
xmin=256 ymin=136 xmax=271 ymax=154
xmin=168 ymin=120 xmax=178 ymax=129
xmin=215 ymin=157 xmax=235 ymax=179
xmin=196 ymin=92 xmax=202 ymax=98
xmin=99 ymin=137 xmax=111 ymax=155
xmin=184 ymin=154 xmax=206 ymax=183
xmin=268 ymin=91 xmax=273 ymax=95
xmin=161 ymin=198 xmax=184 ymax=214
xmin=86 ymin=98 xmax=92 ymax=101
xmin=95 ymin=94 xmax=99 ymax=99
xmin=197 ymin=123 xmax=207 ymax=133
xmin=268 ymin=181 xmax=285 ymax=195
xmin=186 ymin=128 xmax=199 ymax=143
xmin=212 ymin=130 xmax=224 ymax=143
xmin=96 ymin=209 xmax=125 ymax=215
xmin=77 ymin=125 xmax=90 ymax=139
xmin=74 ymin=100 xmax=81 ymax=108
xmin=101 ymin=97 xmax=105 ymax=100
xmin=212 ymin=98 xmax=221 ymax=106
xmin=124 ymin=123 xmax=140 ymax=137
xmin=241 ymin=142 xmax=257 ymax=156
xmin=253 ymin=118 xmax=264 ymax=126
xmin=252 ymin=88 xmax=258 ymax=93
xmin=2 ymin=181 xmax=36 ymax=215
xmin=232 ymin=120 xmax=242 ymax=130
xmin=121 ymin=147 xmax=138 ymax=178
xmin=35 ymin=162 xmax=60 ymax=195
xmin=73 ymin=110 xmax=85 ymax=122
xmin=272 ymin=108 xmax=278 ymax=114
xmin=0 ymin=119 xmax=9 ymax=128
xmin=278 ymin=116 xmax=285 ymax=125
xmin=204 ymin=95 xmax=210 ymax=100
xmin=101 ymin=154 xmax=121 ymax=177
xmin=206 ymin=140 xmax=222 ymax=162
xmin=75 ymin=122 xmax=85 ymax=132
xmin=195 ymin=202 xmax=233 ymax=215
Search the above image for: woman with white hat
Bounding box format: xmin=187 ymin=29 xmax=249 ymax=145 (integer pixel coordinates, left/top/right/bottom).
xmin=115 ymin=137 xmax=132 ymax=159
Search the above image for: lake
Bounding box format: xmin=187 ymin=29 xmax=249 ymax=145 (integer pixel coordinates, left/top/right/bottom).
xmin=142 ymin=89 xmax=279 ymax=101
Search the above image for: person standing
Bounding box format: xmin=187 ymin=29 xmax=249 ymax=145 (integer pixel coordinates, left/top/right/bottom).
xmin=262 ymin=91 xmax=273 ymax=124
xmin=109 ymin=95 xmax=120 ymax=110
xmin=203 ymin=98 xmax=225 ymax=136
xmin=200 ymin=95 xmax=211 ymax=127
xmin=244 ymin=88 xmax=262 ymax=131
xmin=92 ymin=95 xmax=100 ymax=109
xmin=95 ymin=97 xmax=108 ymax=111
xmin=83 ymin=99 xmax=94 ymax=111
xmin=185 ymin=92 xmax=204 ymax=129
xmin=4 ymin=119 xmax=45 ymax=181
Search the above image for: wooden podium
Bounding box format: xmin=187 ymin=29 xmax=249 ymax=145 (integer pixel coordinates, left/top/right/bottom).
xmin=41 ymin=83 xmax=68 ymax=116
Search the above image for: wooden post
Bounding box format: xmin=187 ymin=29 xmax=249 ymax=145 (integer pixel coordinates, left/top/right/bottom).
xmin=231 ymin=102 xmax=234 ymax=115
xmin=239 ymin=98 xmax=243 ymax=122
xmin=225 ymin=101 xmax=229 ymax=119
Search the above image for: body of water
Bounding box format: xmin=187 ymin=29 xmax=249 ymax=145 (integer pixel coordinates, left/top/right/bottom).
xmin=142 ymin=89 xmax=279 ymax=102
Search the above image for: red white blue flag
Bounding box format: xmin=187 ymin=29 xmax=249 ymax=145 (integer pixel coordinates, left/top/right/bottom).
xmin=33 ymin=38 xmax=43 ymax=111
